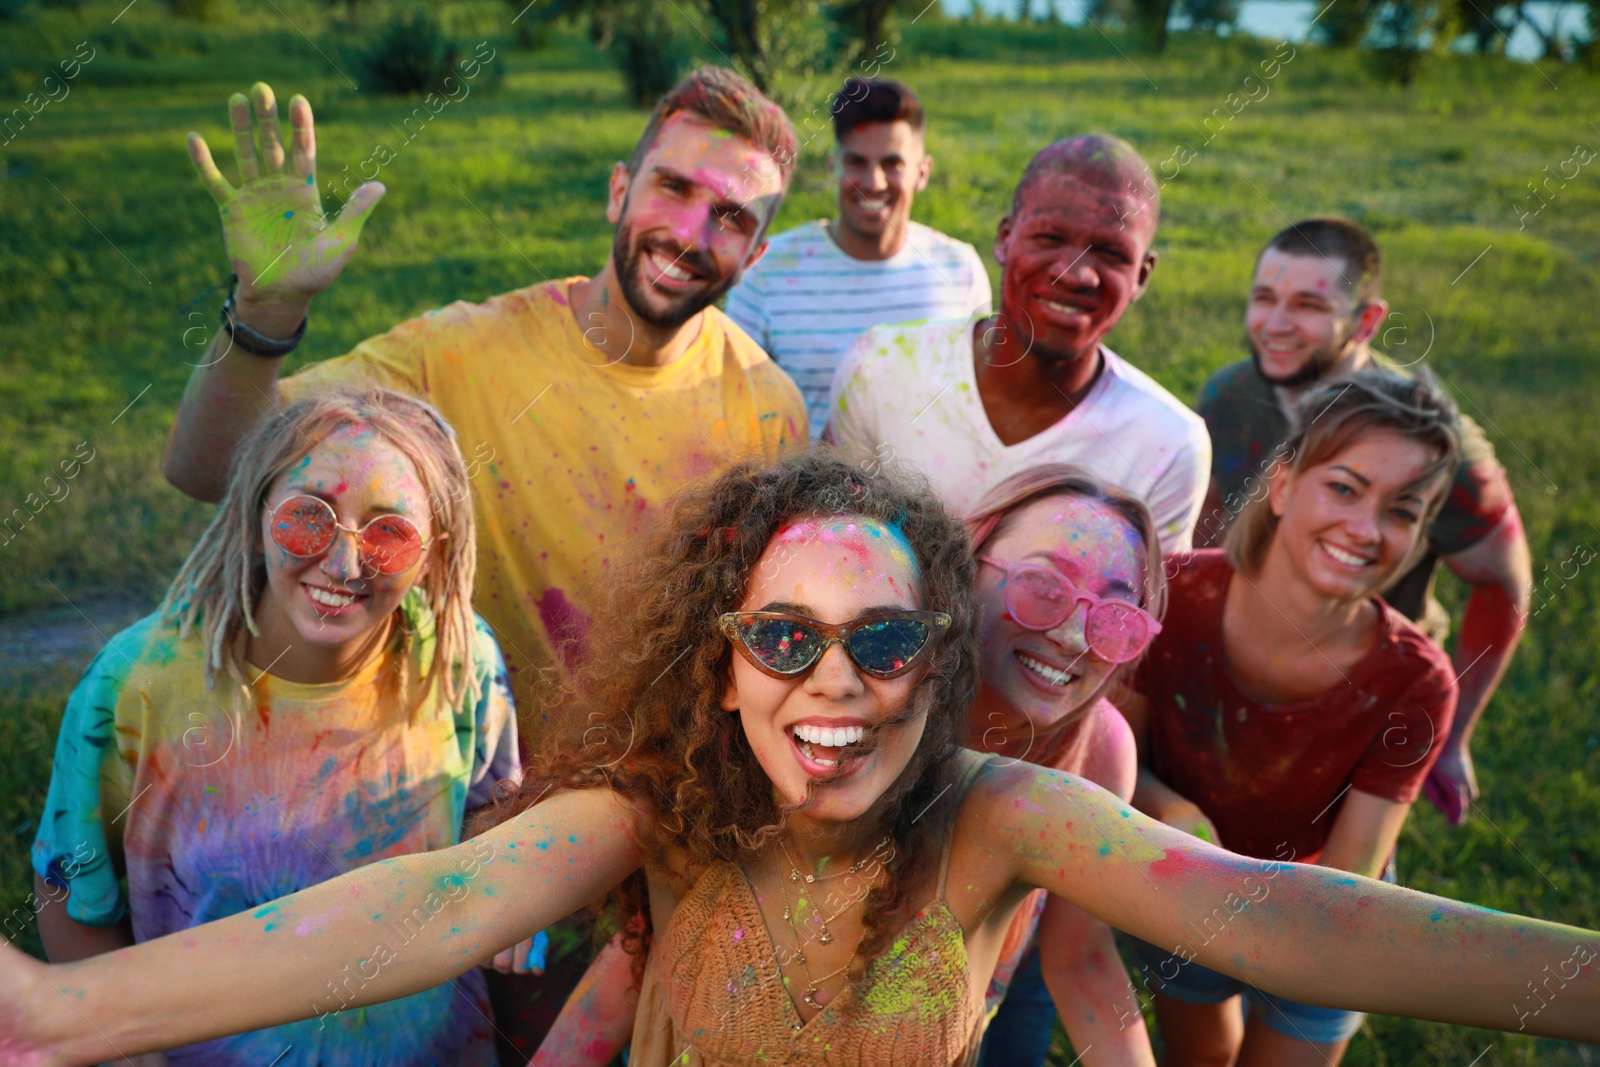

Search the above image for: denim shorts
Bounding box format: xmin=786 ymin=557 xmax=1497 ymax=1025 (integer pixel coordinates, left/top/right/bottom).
xmin=1125 ymin=858 xmax=1396 ymax=1046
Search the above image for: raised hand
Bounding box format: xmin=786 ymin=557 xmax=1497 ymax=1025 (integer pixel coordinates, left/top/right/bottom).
xmin=186 ymin=82 xmax=385 ymax=332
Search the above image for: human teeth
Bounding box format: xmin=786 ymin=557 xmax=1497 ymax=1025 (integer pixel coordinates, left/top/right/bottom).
xmin=1018 ymin=653 xmax=1073 ymax=686
xmin=308 ymin=586 xmax=357 ymax=608
xmin=1322 ymin=543 xmax=1372 ymax=567
xmin=1040 ymin=298 xmax=1087 ymax=315
xmin=793 ymin=724 xmax=864 ymax=747
xmin=651 ymin=250 xmax=693 ymax=281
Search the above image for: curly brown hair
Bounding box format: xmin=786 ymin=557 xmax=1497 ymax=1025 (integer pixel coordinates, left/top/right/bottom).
xmin=481 ymin=451 xmax=979 ymax=969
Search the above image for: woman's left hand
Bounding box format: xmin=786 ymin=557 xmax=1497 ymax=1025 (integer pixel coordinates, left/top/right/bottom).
xmin=487 ymin=930 xmax=548 ymax=975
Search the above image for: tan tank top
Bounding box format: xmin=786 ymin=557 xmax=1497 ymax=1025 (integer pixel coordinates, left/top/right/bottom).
xmin=627 ymin=753 xmax=992 ymax=1067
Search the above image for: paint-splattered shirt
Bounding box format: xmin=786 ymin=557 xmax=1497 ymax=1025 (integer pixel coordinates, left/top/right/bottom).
xmin=828 ymin=322 xmax=1212 ymax=551
xmin=725 ymin=220 xmax=992 ymax=437
xmin=1134 ymin=551 xmax=1457 ymax=863
xmin=282 ymin=278 xmax=807 ymax=730
xmin=1196 ymin=358 xmax=1513 ymax=620
xmin=32 ymin=593 xmax=519 ymax=1067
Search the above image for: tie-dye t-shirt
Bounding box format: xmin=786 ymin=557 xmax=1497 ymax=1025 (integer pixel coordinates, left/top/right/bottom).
xmin=32 ymin=592 xmax=519 ymax=1067
xmin=281 ymin=278 xmax=807 ymax=731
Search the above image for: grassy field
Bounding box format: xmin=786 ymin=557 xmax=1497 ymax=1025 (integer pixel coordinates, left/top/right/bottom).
xmin=2 ymin=2 xmax=1598 ymax=1063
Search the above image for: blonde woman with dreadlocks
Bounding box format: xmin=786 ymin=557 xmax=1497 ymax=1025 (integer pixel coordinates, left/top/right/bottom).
xmin=28 ymin=387 xmax=520 ymax=1067
xmin=4 ymin=452 xmax=1598 ymax=1066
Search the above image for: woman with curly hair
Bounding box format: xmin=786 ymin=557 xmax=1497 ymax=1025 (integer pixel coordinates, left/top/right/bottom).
xmin=4 ymin=453 xmax=1598 ymax=1067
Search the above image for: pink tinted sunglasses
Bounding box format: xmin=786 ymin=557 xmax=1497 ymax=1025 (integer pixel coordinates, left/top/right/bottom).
xmin=268 ymin=494 xmax=442 ymax=576
xmin=978 ymin=556 xmax=1161 ymax=663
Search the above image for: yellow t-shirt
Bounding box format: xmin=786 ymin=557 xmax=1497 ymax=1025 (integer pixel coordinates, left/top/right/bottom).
xmin=284 ymin=279 xmax=807 ymax=734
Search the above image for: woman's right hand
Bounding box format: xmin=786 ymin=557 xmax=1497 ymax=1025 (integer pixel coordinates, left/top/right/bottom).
xmin=186 ymin=82 xmax=385 ymax=336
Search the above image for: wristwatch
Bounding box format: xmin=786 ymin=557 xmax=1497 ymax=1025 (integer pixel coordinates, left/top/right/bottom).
xmin=220 ymin=295 xmax=307 ymax=358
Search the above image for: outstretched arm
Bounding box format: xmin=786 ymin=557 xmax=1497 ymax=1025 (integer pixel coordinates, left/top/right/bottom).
xmin=985 ymin=762 xmax=1599 ymax=1042
xmin=165 ymin=82 xmax=384 ymax=501
xmin=5 ymin=787 xmax=641 ymax=1067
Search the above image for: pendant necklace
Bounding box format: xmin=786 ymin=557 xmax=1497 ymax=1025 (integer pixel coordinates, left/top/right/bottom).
xmin=774 ymin=835 xmax=889 ymax=1014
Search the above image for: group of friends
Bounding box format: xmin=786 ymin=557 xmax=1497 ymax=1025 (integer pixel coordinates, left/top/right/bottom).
xmin=5 ymin=65 xmax=1590 ymax=1067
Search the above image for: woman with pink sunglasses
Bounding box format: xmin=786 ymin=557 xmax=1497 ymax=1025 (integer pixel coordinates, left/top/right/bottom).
xmin=965 ymin=466 xmax=1165 ymax=1067
xmin=28 ymin=387 xmax=524 ymax=1067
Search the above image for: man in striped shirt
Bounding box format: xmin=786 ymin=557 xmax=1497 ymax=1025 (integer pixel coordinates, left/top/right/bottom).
xmin=725 ymin=77 xmax=992 ymax=437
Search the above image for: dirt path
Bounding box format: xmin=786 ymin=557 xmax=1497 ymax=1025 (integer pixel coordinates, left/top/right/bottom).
xmin=0 ymin=595 xmax=154 ymax=678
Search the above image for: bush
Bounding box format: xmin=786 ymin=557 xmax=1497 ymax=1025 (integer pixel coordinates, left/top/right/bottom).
xmin=1315 ymin=0 xmax=1381 ymax=46
xmin=1179 ymin=0 xmax=1239 ymax=33
xmin=354 ymin=8 xmax=454 ymax=96
xmin=613 ymin=21 xmax=688 ymax=107
xmin=168 ymin=0 xmax=219 ymax=21
xmin=1085 ymin=0 xmax=1132 ymax=29
xmin=1364 ymin=0 xmax=1443 ymax=83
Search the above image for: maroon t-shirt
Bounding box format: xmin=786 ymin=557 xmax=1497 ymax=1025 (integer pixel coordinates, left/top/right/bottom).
xmin=1136 ymin=551 xmax=1458 ymax=864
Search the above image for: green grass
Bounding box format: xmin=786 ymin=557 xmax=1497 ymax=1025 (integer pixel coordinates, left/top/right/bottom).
xmin=3 ymin=4 xmax=1599 ymax=1063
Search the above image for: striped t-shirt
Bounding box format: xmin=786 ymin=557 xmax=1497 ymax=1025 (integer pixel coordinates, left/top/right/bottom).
xmin=726 ymin=219 xmax=992 ymax=437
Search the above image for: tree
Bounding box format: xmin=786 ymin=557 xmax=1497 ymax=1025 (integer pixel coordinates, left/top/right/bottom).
xmin=1131 ymin=0 xmax=1174 ymax=50
xmin=1315 ymin=0 xmax=1382 ymax=46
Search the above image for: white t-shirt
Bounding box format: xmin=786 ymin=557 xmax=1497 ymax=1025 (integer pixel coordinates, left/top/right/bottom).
xmin=726 ymin=220 xmax=992 ymax=437
xmin=828 ymin=320 xmax=1212 ymax=553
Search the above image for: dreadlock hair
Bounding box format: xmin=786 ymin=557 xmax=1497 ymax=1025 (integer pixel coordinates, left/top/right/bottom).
xmin=160 ymin=386 xmax=479 ymax=718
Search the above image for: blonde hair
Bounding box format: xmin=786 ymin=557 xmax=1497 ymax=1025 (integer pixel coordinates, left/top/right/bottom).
xmin=967 ymin=464 xmax=1168 ymax=625
xmin=160 ymin=387 xmax=479 ymax=716
xmin=965 ymin=465 xmax=1169 ymax=762
xmin=1226 ymin=368 xmax=1462 ymax=577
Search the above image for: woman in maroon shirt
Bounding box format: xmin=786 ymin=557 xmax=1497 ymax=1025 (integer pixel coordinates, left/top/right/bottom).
xmin=1123 ymin=369 xmax=1462 ymax=1067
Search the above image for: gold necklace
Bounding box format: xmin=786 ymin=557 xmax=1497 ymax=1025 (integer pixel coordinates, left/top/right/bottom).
xmin=773 ymin=837 xmax=888 ymax=1011
xmin=778 ymin=835 xmax=890 ymax=886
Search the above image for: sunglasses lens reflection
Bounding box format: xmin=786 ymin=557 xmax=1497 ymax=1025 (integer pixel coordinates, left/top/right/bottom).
xmin=362 ymin=515 xmax=424 ymax=575
xmin=1009 ymin=568 xmax=1071 ymax=629
xmin=1087 ymin=603 xmax=1150 ymax=662
xmin=847 ymin=619 xmax=929 ymax=676
xmin=272 ymin=497 xmax=336 ymax=557
xmin=742 ymin=618 xmax=824 ymax=674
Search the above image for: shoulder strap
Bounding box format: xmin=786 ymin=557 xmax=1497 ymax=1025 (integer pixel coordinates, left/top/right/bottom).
xmin=937 ymin=751 xmax=993 ymax=897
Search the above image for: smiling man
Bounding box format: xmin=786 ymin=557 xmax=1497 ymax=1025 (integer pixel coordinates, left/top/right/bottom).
xmin=164 ymin=67 xmax=806 ymax=723
xmin=1195 ymin=217 xmax=1531 ymax=825
xmin=726 ymin=78 xmax=991 ymax=437
xmin=161 ymin=68 xmax=806 ymax=1057
xmin=828 ymin=135 xmax=1210 ymax=552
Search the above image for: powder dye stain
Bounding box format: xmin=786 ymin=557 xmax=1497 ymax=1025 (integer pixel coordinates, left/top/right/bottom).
xmin=536 ymin=588 xmax=593 ymax=670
